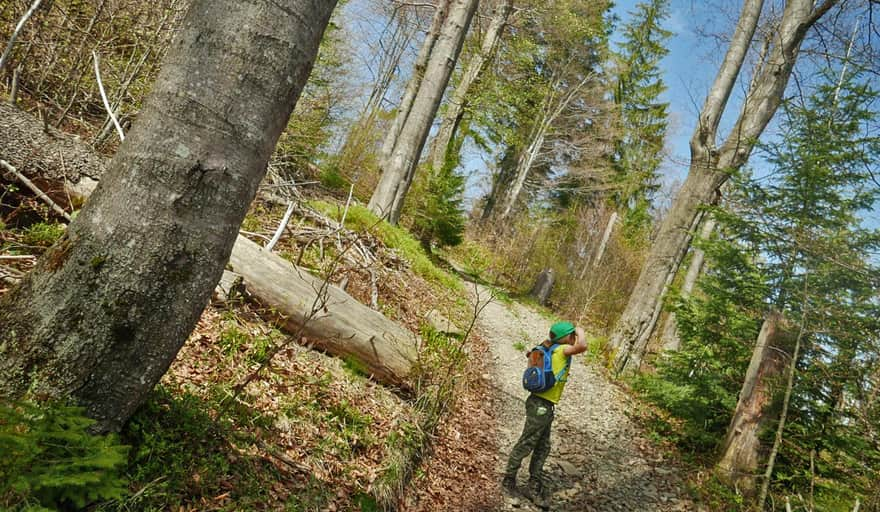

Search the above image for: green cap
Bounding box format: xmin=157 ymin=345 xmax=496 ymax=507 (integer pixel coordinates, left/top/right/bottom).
xmin=549 ymin=321 xmax=576 ymax=342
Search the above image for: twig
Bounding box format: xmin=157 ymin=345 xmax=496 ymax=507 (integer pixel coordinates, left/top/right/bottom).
xmin=1 ymin=159 xmax=71 ymax=221
xmin=238 ymin=230 xmax=272 ymax=243
xmin=0 ymin=0 xmax=44 ymax=73
xmin=265 ymin=201 xmax=295 ymax=251
xmin=9 ymin=65 xmax=21 ymax=105
xmin=255 ymin=439 xmax=310 ymax=474
xmin=92 ymin=51 xmax=125 ymax=142
xmin=369 ymin=268 xmax=379 ymax=308
xmin=0 ymin=255 xmax=37 ymax=260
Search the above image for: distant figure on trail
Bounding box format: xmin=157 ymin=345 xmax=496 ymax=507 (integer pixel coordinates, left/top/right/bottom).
xmin=503 ymin=321 xmax=587 ymax=509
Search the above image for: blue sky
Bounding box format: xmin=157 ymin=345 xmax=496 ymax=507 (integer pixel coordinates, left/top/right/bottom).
xmin=336 ymin=1 xmax=877 ymax=225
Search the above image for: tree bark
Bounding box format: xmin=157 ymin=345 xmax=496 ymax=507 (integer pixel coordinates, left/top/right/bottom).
xmin=0 ymin=0 xmax=337 ymax=433
xmin=610 ymin=0 xmax=838 ymax=374
xmin=427 ymin=0 xmax=512 ymax=173
xmin=228 ymin=237 xmax=417 ymax=385
xmin=659 ymin=215 xmax=716 ymax=352
xmin=716 ymin=311 xmax=793 ymax=497
xmin=368 ymin=0 xmax=479 ymax=224
xmin=529 ymin=268 xmax=555 ymax=306
xmin=2 ymin=103 xmax=418 ymax=388
xmin=592 ymin=211 xmax=618 ymax=268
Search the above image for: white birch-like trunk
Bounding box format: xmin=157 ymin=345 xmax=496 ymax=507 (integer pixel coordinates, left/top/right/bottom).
xmin=368 ymin=0 xmax=479 ymax=224
xmin=495 ymin=73 xmax=591 ymax=220
xmin=592 ymin=211 xmax=619 ymax=268
xmin=610 ymin=0 xmax=837 ymax=374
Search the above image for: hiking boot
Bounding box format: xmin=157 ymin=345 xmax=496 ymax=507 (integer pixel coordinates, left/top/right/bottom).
xmin=526 ymin=479 xmax=549 ymax=510
xmin=501 ymin=475 xmax=518 ymax=494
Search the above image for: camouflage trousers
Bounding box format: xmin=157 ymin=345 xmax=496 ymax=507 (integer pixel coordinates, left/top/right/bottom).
xmin=504 ymin=394 xmax=555 ymax=483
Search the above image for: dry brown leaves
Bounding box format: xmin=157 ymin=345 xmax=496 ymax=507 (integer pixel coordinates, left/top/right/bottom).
xmin=163 ymin=301 xmax=422 ymax=510
xmin=399 ymin=332 xmax=505 ymax=512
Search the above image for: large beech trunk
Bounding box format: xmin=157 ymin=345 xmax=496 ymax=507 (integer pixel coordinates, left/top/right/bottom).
xmin=717 ymin=312 xmax=793 ymax=496
xmin=610 ymin=0 xmax=838 ymax=374
xmin=228 ymin=237 xmax=417 ymax=384
xmin=426 ymin=0 xmax=512 ymax=173
xmin=0 ymin=0 xmax=337 ymax=433
xmin=2 ymin=79 xmax=416 ymax=393
xmin=368 ymin=0 xmax=479 ymax=224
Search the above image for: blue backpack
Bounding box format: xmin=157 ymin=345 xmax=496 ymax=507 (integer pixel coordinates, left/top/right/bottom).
xmin=522 ymin=344 xmax=571 ymax=393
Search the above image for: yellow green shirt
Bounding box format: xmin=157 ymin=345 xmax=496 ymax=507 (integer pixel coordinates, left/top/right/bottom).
xmin=533 ymin=344 xmax=571 ymax=404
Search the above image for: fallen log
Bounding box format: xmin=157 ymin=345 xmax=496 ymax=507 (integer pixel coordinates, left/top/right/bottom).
xmin=1 ymin=103 xmax=418 ymax=385
xmin=229 ymin=236 xmax=417 ymax=384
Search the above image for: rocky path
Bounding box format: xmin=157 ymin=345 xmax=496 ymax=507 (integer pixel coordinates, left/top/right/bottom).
xmin=472 ymin=284 xmax=700 ymax=512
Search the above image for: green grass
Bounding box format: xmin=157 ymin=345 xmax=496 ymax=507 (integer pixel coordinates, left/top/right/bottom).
xmin=21 ymin=222 xmax=65 ymax=247
xmin=115 ymin=385 xmax=277 ymax=511
xmin=309 ymin=201 xmax=461 ymax=292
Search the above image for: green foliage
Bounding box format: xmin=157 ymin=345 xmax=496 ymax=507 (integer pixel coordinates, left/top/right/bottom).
xmin=610 ymin=0 xmax=672 ymax=213
xmin=272 ymin=14 xmax=349 ymax=180
xmin=308 ymin=201 xmax=462 ymax=291
xmin=218 ymin=313 xmax=282 ymax=365
xmin=319 ymin=165 xmax=351 ymax=191
xmin=639 ymin=68 xmax=880 ymax=503
xmin=121 ymin=386 xmax=274 ymax=510
xmin=0 ymin=400 xmax=129 ymax=510
xmin=21 ymin=222 xmax=66 ymax=247
xmin=240 ymin=214 xmax=261 ymax=233
xmin=408 ymin=127 xmax=468 ymax=252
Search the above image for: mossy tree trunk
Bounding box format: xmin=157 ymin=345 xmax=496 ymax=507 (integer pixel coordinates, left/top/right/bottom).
xmin=0 ymin=0 xmax=337 ymax=433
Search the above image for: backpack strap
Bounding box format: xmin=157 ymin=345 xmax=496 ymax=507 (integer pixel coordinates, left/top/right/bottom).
xmin=546 ymin=344 xmax=572 ymax=383
xmin=556 ymin=354 xmax=572 ymax=383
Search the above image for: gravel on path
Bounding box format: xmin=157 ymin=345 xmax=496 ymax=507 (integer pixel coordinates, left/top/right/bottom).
xmin=474 ymin=284 xmax=702 ymax=512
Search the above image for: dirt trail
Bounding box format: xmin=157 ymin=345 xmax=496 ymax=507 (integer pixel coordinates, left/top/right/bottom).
xmin=472 ymin=283 xmax=700 ymax=511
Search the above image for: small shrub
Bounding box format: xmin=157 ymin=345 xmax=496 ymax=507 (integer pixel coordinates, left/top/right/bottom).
xmin=0 ymin=400 xmax=129 ymax=510
xmin=319 ymin=166 xmax=350 ymax=191
xmin=21 ymin=222 xmax=65 ymax=247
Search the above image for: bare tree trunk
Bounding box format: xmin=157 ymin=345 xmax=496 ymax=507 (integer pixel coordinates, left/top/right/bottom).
xmin=0 ymin=0 xmax=337 ymax=433
xmin=593 ymin=211 xmax=619 ymax=268
xmin=368 ymin=0 xmax=479 ymax=224
xmin=659 ymin=215 xmax=716 ymax=351
xmin=610 ymin=0 xmax=837 ymax=374
xmin=427 ymin=0 xmax=512 ymax=173
xmin=529 ymin=268 xmax=555 ymax=306
xmin=228 ymin=236 xmax=417 ymax=385
xmin=495 ymin=73 xmax=592 ymax=220
xmin=716 ymin=311 xmax=793 ymax=497
xmin=379 ymin=2 xmax=448 ymax=164
xmin=757 ymin=285 xmax=810 ymax=509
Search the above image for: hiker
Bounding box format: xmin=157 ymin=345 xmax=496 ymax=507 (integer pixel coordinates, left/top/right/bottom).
xmin=502 ymin=321 xmax=587 ymax=508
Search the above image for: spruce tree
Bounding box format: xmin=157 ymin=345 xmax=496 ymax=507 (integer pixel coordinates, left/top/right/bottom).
xmin=643 ymin=68 xmax=880 ymax=503
xmin=610 ymin=0 xmax=672 ymax=235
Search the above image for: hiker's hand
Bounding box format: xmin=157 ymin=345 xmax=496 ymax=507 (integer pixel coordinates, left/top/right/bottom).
xmin=575 ymin=327 xmax=586 ymax=345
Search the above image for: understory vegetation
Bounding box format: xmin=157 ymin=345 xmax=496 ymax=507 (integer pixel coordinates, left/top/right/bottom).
xmin=1 ymin=0 xmax=878 ymax=510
